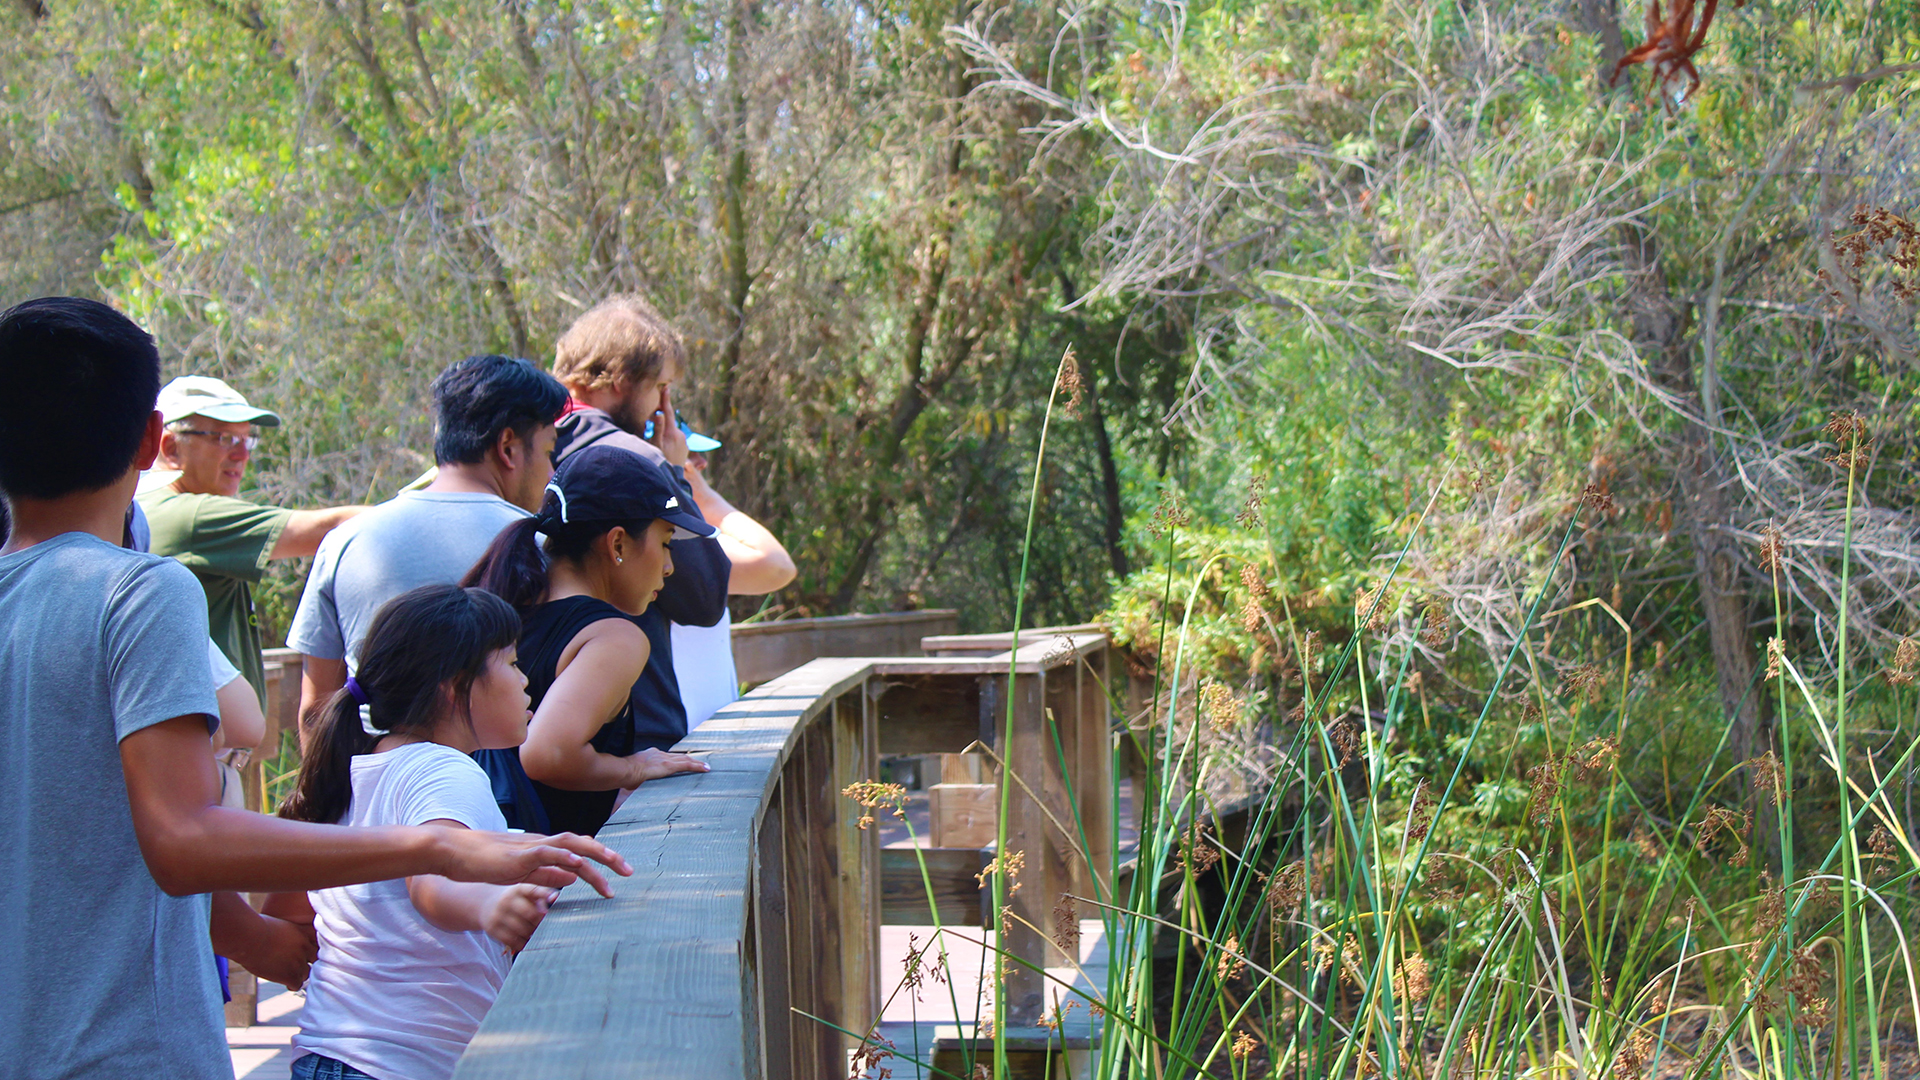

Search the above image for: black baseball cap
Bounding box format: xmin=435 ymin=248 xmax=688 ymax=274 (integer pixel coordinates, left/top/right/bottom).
xmin=534 ymin=445 xmax=715 ymax=539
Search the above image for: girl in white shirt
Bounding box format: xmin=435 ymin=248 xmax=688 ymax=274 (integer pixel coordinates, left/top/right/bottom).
xmin=268 ymin=583 xmax=553 ymax=1080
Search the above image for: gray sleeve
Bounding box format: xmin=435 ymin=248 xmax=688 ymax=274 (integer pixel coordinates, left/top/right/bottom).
xmin=286 ymin=531 xmax=347 ymax=660
xmin=107 ymin=560 xmax=223 ymax=742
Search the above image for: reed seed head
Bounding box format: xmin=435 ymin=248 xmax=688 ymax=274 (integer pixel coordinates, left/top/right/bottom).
xmin=1235 ymin=470 xmax=1268 ymax=528
xmin=1216 ymin=935 xmax=1247 ymax=981
xmin=841 ymin=780 xmax=908 ymax=830
xmin=1580 ymin=482 xmax=1615 ymax=517
xmin=1231 ymin=1030 xmax=1257 ymax=1060
xmin=1393 ymin=954 xmax=1431 ymax=1003
xmin=1868 ymin=822 xmax=1897 ymax=865
xmin=1883 ymin=637 xmax=1918 ymax=687
xmin=1745 ymin=751 xmax=1786 ymax=806
xmin=1240 ymin=595 xmax=1265 ymax=635
xmin=1406 ymin=779 xmax=1436 ymax=842
xmin=1148 ymin=488 xmax=1192 ymax=537
xmin=1556 ymin=662 xmax=1607 ymax=704
xmin=1421 ymin=603 xmax=1450 ymax=648
xmin=1693 ymin=806 xmax=1753 ymax=867
xmin=1054 ymin=346 xmax=1084 ymax=417
xmin=1200 ymin=680 xmax=1243 ymax=733
xmin=1051 ymin=894 xmax=1081 ymax=955
xmin=1355 ymin=582 xmax=1395 ymax=631
xmin=1325 ymin=715 xmax=1361 ymax=766
xmin=1764 ymin=636 xmax=1784 ymax=681
xmin=849 ymin=1034 xmax=896 ymax=1080
xmin=1268 ymin=860 xmax=1306 ymax=913
xmin=974 ymin=849 xmax=1026 ymax=896
xmin=1525 ymin=760 xmax=1564 ymax=823
xmin=1757 ymin=525 xmax=1786 ymax=574
xmin=1179 ymin=824 xmax=1222 ymax=875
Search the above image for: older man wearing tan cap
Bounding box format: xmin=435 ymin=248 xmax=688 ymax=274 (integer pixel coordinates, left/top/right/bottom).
xmin=138 ymin=376 xmax=368 ymax=705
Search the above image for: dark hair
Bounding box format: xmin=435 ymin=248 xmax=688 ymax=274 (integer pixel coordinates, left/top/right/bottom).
xmin=0 ymin=297 xmax=160 ymax=500
xmin=279 ymin=583 xmax=520 ymax=824
xmin=462 ymin=514 xmax=652 ymax=611
xmin=430 ymin=354 xmax=568 ymax=467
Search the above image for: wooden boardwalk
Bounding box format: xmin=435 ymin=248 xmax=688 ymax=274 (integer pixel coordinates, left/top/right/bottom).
xmin=232 ymin=923 xmax=1112 ymax=1080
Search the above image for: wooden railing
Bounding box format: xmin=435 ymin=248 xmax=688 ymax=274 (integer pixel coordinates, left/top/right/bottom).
xmin=731 ymin=609 xmax=960 ymax=684
xmin=452 ymin=626 xmax=1114 ymax=1079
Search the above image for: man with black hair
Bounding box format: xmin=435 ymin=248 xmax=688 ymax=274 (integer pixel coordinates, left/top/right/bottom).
xmin=0 ymin=298 xmax=629 ymax=1079
xmin=289 ymin=354 xmax=568 ymax=731
xmin=139 ymin=375 xmax=369 ymax=706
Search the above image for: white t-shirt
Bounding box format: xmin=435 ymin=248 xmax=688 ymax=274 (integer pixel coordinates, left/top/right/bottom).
xmin=671 ymin=607 xmax=739 ymax=730
xmin=294 ymin=742 xmax=512 ymax=1080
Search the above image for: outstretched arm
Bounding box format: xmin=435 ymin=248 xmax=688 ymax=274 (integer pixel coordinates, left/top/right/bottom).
xmin=686 ymin=461 xmax=796 ymax=596
xmin=122 ymin=715 xmax=631 ymax=896
xmin=270 ymin=506 xmax=369 ymax=560
xmin=518 ymin=620 xmax=710 ymax=791
xmin=407 ymin=819 xmax=556 ymax=954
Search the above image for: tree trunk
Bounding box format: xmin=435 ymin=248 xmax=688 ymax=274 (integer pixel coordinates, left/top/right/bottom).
xmin=1619 ymin=226 xmax=1764 ymax=766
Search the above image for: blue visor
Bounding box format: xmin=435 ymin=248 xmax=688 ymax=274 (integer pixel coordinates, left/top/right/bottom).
xmin=642 ymin=416 xmax=722 ymax=452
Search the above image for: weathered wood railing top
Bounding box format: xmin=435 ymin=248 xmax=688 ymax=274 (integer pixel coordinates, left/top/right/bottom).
xmin=443 ymin=622 xmax=1114 ymax=1080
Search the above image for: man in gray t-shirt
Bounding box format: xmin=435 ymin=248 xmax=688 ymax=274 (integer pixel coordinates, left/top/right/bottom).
xmin=0 ymin=534 xmax=229 ymax=1077
xmin=289 ymin=490 xmax=532 ymax=673
xmin=289 ymin=354 xmax=566 ymax=725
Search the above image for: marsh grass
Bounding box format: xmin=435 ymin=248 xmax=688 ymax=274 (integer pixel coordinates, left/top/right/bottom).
xmin=842 ymin=380 xmax=1920 ymax=1079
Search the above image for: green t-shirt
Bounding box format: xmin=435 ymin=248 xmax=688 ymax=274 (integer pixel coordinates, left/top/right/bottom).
xmin=137 ymin=489 xmax=292 ymax=706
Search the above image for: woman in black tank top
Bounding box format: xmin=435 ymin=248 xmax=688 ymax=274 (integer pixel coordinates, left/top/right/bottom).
xmin=462 ymin=446 xmax=716 ymax=836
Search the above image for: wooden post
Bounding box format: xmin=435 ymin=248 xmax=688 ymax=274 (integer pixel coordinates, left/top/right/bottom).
xmin=1077 ymin=642 xmax=1115 ymax=897
xmin=997 ymin=671 xmax=1057 ymax=1024
xmin=757 ymin=784 xmax=793 ymax=1080
xmin=831 ymin=690 xmax=880 ymax=1038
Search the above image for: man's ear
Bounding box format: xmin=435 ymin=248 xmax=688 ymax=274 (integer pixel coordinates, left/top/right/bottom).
xmin=138 ymin=411 xmax=165 ymax=470
xmin=492 ymin=425 xmax=523 ymax=471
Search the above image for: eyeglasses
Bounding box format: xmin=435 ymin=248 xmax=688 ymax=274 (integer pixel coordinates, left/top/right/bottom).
xmin=171 ymin=429 xmax=259 ymax=452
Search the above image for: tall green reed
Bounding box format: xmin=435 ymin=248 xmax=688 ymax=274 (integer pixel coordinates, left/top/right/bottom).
xmin=845 ymin=388 xmax=1918 ymax=1080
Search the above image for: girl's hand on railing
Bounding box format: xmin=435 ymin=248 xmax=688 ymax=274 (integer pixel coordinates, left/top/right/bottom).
xmin=434 ymin=828 xmax=632 ymax=898
xmin=624 ymin=747 xmax=712 ymax=788
xmin=482 ymin=884 xmax=558 ymax=955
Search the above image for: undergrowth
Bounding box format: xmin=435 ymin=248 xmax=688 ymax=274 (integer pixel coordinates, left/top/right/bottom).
xmin=843 ymin=362 xmax=1920 ymax=1079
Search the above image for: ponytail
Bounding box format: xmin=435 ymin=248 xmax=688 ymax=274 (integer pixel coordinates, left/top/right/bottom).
xmin=462 ymin=517 xmax=550 ymax=611
xmin=277 ymin=583 xmax=520 ymax=824
xmin=279 ymin=690 xmax=376 ymax=824
xmin=463 ymin=512 xmax=647 ymax=611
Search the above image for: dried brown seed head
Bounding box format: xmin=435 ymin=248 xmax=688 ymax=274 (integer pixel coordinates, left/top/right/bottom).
xmin=1556 ymin=663 xmax=1608 ymax=704
xmin=1757 ymin=525 xmax=1786 ymax=574
xmin=1216 ymin=934 xmax=1247 ymax=981
xmin=1393 ymin=954 xmax=1431 ymax=1003
xmin=1580 ymin=483 xmax=1616 ymax=517
xmin=1268 ymin=861 xmax=1306 ymax=912
xmin=1200 ymin=680 xmax=1243 ymax=733
xmin=1051 ymin=894 xmax=1081 ymax=955
xmin=1054 ymin=347 xmax=1084 ymax=417
xmin=975 ymin=849 xmax=1027 ymax=895
xmin=842 ymin=780 xmax=909 ymax=829
xmin=1526 ymin=759 xmax=1564 ymax=823
xmin=1231 ymin=1030 xmax=1257 ymax=1060
xmin=1236 ymin=471 xmax=1268 ymax=528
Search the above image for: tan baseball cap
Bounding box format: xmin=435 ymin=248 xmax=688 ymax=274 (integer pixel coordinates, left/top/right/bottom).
xmin=157 ymin=376 xmax=282 ymax=427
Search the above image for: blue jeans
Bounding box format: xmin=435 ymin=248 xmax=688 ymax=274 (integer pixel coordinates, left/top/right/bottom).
xmin=290 ymin=1053 xmax=380 ymax=1080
